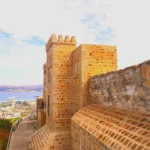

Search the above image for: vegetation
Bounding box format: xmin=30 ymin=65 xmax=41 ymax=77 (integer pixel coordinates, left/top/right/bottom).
xmin=0 ymin=118 xmax=20 ymax=150
xmin=21 ymin=114 xmax=28 ymax=118
xmin=0 ymin=119 xmax=12 ymax=130
xmin=0 ymin=118 xmax=20 ymax=130
xmin=9 ymin=118 xmax=20 ymax=124
xmin=26 ymin=107 xmax=33 ymax=111
xmin=0 ymin=138 xmax=8 ymax=150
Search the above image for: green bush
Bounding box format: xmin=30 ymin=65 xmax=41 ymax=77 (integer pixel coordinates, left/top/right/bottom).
xmin=21 ymin=114 xmax=28 ymax=118
xmin=0 ymin=118 xmax=20 ymax=130
xmin=0 ymin=118 xmax=21 ymax=150
xmin=0 ymin=138 xmax=8 ymax=150
xmin=0 ymin=119 xmax=12 ymax=130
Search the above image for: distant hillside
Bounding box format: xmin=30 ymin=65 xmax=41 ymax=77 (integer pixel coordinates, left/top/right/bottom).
xmin=0 ymin=85 xmax=43 ymax=92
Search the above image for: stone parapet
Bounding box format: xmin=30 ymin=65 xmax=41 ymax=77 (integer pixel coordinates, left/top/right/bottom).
xmin=89 ymin=60 xmax=150 ymax=113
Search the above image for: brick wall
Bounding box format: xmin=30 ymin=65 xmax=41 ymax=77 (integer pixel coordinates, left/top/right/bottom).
xmin=46 ymin=34 xmax=76 ymax=131
xmin=36 ymin=97 xmax=44 ymax=128
xmin=71 ymin=104 xmax=150 ymax=150
xmin=71 ymin=44 xmax=117 ymax=114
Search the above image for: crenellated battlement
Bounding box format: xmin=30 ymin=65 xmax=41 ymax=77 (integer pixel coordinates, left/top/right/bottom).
xmin=46 ymin=34 xmax=76 ymax=52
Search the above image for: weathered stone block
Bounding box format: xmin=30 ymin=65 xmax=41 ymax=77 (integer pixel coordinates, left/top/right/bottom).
xmin=89 ymin=60 xmax=150 ymax=112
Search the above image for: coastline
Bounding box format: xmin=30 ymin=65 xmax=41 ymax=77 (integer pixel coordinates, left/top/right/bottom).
xmin=0 ymin=91 xmax=42 ymax=101
xmin=0 ymin=90 xmax=42 ymax=92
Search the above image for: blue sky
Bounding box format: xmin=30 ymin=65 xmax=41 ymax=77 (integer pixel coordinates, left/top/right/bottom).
xmin=0 ymin=0 xmax=150 ymax=85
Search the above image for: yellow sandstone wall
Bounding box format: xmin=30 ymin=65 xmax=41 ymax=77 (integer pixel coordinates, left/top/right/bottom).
xmin=29 ymin=34 xmax=77 ymax=150
xmin=43 ymin=63 xmax=47 ymax=106
xmin=37 ymin=111 xmax=46 ymax=129
xmin=46 ymin=34 xmax=76 ymax=131
xmin=71 ymin=45 xmax=82 ymax=115
xmin=71 ymin=44 xmax=117 ymax=115
xmin=36 ymin=97 xmax=43 ymax=116
xmin=43 ymin=62 xmax=50 ymax=126
xmin=29 ymin=34 xmax=119 ymax=150
xmin=71 ymin=60 xmax=150 ymax=150
xmin=29 ymin=33 xmax=150 ymax=150
xmin=36 ymin=96 xmax=44 ymax=129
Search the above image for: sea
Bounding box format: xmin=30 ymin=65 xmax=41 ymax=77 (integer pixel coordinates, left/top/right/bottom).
xmin=0 ymin=92 xmax=43 ymax=101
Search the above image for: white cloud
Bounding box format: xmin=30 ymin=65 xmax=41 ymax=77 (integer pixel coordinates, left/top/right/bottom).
xmin=0 ymin=0 xmax=111 ymax=43
xmin=105 ymin=0 xmax=150 ymax=68
xmin=0 ymin=36 xmax=45 ymax=85
xmin=0 ymin=0 xmax=150 ymax=85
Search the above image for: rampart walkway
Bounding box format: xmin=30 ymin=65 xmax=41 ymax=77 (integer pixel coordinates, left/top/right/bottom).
xmin=9 ymin=119 xmax=37 ymax=150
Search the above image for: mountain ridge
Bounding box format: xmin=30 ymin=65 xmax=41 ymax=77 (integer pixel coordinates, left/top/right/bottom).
xmin=0 ymin=85 xmax=43 ymax=92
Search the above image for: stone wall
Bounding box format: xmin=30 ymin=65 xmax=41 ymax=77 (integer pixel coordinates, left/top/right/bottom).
xmin=46 ymin=34 xmax=76 ymax=132
xmin=37 ymin=111 xmax=46 ymax=129
xmin=71 ymin=44 xmax=117 ymax=115
xmin=71 ymin=45 xmax=82 ymax=115
xmin=43 ymin=63 xmax=47 ymax=104
xmin=43 ymin=63 xmax=47 ymax=124
xmin=28 ymin=125 xmax=71 ymax=150
xmin=29 ymin=33 xmax=150 ymax=150
xmin=89 ymin=60 xmax=150 ymax=112
xmin=36 ymin=96 xmax=43 ymax=116
xmin=29 ymin=34 xmax=77 ymax=150
xmin=36 ymin=96 xmax=44 ymax=129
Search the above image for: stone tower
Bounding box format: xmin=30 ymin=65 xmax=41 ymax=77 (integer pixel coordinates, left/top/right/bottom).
xmin=28 ymin=34 xmax=118 ymax=150
xmin=71 ymin=44 xmax=117 ymax=115
xmin=46 ymin=34 xmax=76 ymax=149
xmin=28 ymin=34 xmax=150 ymax=150
xmin=12 ymin=97 xmax=15 ymax=110
xmin=46 ymin=34 xmax=76 ymax=131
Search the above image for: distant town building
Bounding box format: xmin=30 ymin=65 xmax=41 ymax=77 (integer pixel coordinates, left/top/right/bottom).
xmin=13 ymin=112 xmax=21 ymax=118
xmin=5 ymin=113 xmax=14 ymax=118
xmin=0 ymin=111 xmax=2 ymax=117
xmin=12 ymin=97 xmax=15 ymax=109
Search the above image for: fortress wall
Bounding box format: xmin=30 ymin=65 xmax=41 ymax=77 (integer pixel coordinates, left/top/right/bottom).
xmin=28 ymin=34 xmax=77 ymax=150
xmin=51 ymin=43 xmax=76 ymax=131
xmin=81 ymin=44 xmax=117 ymax=109
xmin=89 ymin=60 xmax=150 ymax=112
xmin=36 ymin=96 xmax=44 ymax=128
xmin=28 ymin=125 xmax=71 ymax=150
xmin=43 ymin=63 xmax=47 ymax=127
xmin=43 ymin=63 xmax=47 ymax=103
xmin=36 ymin=97 xmax=43 ymax=113
xmin=37 ymin=111 xmax=46 ymax=129
xmin=71 ymin=44 xmax=117 ymax=115
xmin=71 ymin=45 xmax=82 ymax=115
xmin=81 ymin=44 xmax=117 ymax=82
xmin=46 ymin=40 xmax=53 ymax=126
xmin=46 ymin=34 xmax=76 ymax=131
xmin=71 ymin=104 xmax=150 ymax=150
